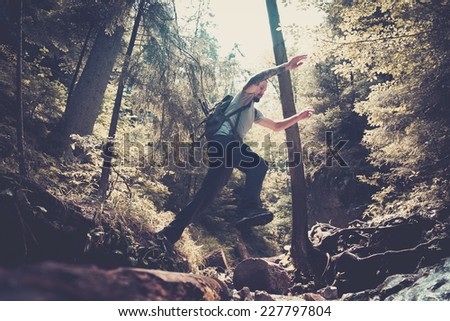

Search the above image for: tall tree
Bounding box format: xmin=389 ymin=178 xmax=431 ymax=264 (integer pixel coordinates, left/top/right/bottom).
xmin=66 ymin=24 xmax=94 ymax=108
xmin=265 ymin=0 xmax=326 ymax=278
xmin=57 ymin=25 xmax=125 ymax=143
xmin=49 ymin=1 xmax=135 ymax=152
xmin=98 ymin=0 xmax=145 ymax=199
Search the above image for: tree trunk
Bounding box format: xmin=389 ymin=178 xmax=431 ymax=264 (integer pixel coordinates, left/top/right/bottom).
xmin=16 ymin=0 xmax=26 ymax=177
xmin=98 ymin=0 xmax=145 ymax=199
xmin=265 ymin=0 xmax=324 ymax=278
xmin=66 ymin=24 xmax=94 ymax=108
xmin=56 ymin=25 xmax=125 ymax=145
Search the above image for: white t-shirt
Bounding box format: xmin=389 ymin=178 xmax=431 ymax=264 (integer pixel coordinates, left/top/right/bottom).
xmin=214 ymin=90 xmax=264 ymax=139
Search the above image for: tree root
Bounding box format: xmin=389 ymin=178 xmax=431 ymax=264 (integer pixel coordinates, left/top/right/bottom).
xmin=299 ymin=214 xmax=450 ymax=295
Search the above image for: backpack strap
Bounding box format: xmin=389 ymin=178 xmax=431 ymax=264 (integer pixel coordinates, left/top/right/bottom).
xmin=194 ymin=99 xmax=247 ymax=130
xmin=228 ymin=101 xmax=252 ymax=140
xmin=224 ymin=101 xmax=252 ymax=118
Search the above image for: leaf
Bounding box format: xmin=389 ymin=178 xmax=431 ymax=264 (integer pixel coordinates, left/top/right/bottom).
xmin=0 ymin=189 xmax=14 ymax=197
xmin=128 ymin=256 xmax=138 ymax=266
xmin=34 ymin=206 xmax=48 ymax=214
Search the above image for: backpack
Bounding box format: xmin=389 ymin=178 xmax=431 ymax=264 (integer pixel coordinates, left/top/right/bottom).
xmin=198 ymin=95 xmax=251 ymax=140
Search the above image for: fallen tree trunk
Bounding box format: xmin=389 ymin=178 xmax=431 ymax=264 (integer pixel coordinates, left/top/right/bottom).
xmin=0 ymin=261 xmax=229 ymax=300
xmin=312 ymin=215 xmax=435 ymax=256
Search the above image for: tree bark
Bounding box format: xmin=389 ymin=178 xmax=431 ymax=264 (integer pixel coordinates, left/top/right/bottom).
xmin=0 ymin=262 xmax=229 ymax=300
xmin=265 ymin=0 xmax=321 ymax=277
xmin=66 ymin=24 xmax=94 ymax=108
xmin=98 ymin=0 xmax=145 ymax=199
xmin=56 ymin=25 xmax=125 ymax=144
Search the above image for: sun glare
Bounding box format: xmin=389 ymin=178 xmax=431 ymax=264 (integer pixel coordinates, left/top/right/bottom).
xmin=177 ymin=0 xmax=325 ymax=67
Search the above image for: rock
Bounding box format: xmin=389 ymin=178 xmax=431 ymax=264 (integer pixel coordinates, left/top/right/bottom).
xmin=373 ymin=274 xmax=418 ymax=300
xmin=0 ymin=261 xmax=229 ymax=300
xmin=231 ymin=289 xmax=241 ymax=301
xmin=302 ymin=293 xmax=326 ymax=301
xmin=290 ymin=281 xmax=315 ymax=295
xmin=340 ymin=291 xmax=371 ymax=301
xmin=255 ymin=290 xmax=275 ymax=301
xmin=341 ymin=258 xmax=450 ymax=301
xmin=317 ymin=286 xmax=339 ymax=300
xmin=270 ymin=294 xmax=305 ymax=301
xmin=382 ymin=257 xmax=450 ymax=300
xmin=217 ymin=271 xmax=234 ymax=288
xmin=237 ymin=287 xmax=253 ymax=301
xmin=233 ymin=258 xmax=292 ymax=294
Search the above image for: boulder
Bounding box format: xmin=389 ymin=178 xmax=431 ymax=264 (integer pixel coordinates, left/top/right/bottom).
xmin=233 ymin=258 xmax=292 ymax=294
xmin=237 ymin=286 xmax=253 ymax=301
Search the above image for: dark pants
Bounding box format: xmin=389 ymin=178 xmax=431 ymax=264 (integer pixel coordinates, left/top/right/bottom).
xmin=162 ymin=135 xmax=268 ymax=242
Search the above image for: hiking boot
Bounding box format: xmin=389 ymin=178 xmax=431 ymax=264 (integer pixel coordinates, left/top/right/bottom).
xmin=236 ymin=207 xmax=274 ymax=228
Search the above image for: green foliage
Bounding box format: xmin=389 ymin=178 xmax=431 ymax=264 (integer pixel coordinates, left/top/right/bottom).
xmin=22 ymin=56 xmax=67 ymax=122
xmin=313 ymin=0 xmax=450 ymax=219
xmin=274 ymin=0 xmax=450 ymax=225
xmin=84 ymin=218 xmax=191 ymax=271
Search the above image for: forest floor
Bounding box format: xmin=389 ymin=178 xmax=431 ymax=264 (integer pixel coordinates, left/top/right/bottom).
xmin=1 ymin=168 xmax=449 ymax=300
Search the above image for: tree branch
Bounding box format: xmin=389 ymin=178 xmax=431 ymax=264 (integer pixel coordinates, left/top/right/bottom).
xmin=320 ymin=26 xmax=450 ymax=46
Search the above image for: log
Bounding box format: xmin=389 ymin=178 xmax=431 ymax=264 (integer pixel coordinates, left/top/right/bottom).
xmin=0 ymin=261 xmax=230 ymax=300
xmin=316 ymin=216 xmax=435 ymax=256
